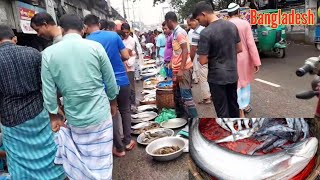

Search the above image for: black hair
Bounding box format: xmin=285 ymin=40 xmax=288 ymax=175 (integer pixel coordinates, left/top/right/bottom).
xmin=192 ymin=1 xmax=214 ymax=19
xmin=59 ymin=14 xmax=84 ymax=32
xmin=0 ymin=25 xmax=15 ymax=41
xmin=99 ymin=19 xmax=115 ymax=30
xmin=121 ymin=23 xmax=130 ymax=30
xmin=228 ymin=9 xmax=240 ymax=17
xmin=162 ymin=21 xmax=166 ymax=27
xmin=31 ymin=12 xmax=56 ymax=26
xmin=99 ymin=19 xmax=108 ymax=30
xmin=165 ymin=11 xmax=178 ymax=22
xmin=83 ymin=14 xmax=99 ymax=26
xmin=107 ymin=21 xmax=116 ymax=30
xmin=116 ymin=30 xmax=125 ymax=38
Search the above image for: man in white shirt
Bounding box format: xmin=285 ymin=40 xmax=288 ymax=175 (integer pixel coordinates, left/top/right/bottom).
xmin=188 ymin=15 xmax=212 ymax=104
xmin=122 ymin=23 xmax=137 ymax=109
xmin=187 ymin=16 xmax=198 ymax=84
xmin=133 ymin=28 xmax=143 ymax=80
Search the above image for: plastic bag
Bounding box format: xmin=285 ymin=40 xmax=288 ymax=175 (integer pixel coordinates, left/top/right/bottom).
xmin=159 ymin=66 xmax=167 ymax=78
xmin=155 ymin=108 xmax=177 ymax=124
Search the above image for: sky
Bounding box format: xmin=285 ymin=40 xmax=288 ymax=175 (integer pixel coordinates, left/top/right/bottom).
xmin=109 ymin=0 xmax=172 ymax=25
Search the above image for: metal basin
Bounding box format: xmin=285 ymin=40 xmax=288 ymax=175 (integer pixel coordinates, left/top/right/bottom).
xmin=146 ymin=137 xmax=186 ymax=161
xmin=137 ymin=128 xmax=174 ymax=145
xmin=160 ymin=118 xmax=188 ymax=129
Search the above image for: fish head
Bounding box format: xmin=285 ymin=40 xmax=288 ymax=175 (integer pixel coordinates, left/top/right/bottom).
xmin=285 ymin=137 xmax=318 ymax=159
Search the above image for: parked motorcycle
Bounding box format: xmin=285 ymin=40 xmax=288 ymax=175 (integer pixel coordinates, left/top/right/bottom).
xmin=296 ymin=56 xmax=320 ymax=117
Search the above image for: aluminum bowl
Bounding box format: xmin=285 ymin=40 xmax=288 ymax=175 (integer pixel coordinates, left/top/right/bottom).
xmin=146 ymin=137 xmax=186 ymax=161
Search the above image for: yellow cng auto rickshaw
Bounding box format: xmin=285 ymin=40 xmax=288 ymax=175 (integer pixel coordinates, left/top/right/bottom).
xmin=254 ymin=9 xmax=287 ymax=58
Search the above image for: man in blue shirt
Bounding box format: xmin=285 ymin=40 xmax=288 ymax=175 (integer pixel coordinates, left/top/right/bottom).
xmin=84 ymin=14 xmax=136 ymax=157
xmin=156 ymin=28 xmax=166 ymax=66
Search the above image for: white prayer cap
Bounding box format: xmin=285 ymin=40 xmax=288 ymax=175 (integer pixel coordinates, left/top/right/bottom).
xmin=157 ymin=27 xmax=163 ymax=33
xmin=227 ymin=3 xmax=240 ymax=13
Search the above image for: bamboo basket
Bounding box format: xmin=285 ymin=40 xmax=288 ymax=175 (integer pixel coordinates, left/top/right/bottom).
xmin=190 ymin=118 xmax=320 ymax=180
xmin=156 ymin=89 xmax=175 ymax=111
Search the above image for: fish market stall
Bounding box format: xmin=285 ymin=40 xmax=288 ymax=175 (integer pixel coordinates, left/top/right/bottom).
xmin=112 ymin=65 xmax=189 ymax=179
xmin=189 ymin=118 xmax=319 ymax=180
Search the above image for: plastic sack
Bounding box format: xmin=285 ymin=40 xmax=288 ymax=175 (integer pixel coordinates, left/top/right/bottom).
xmin=155 ymin=108 xmax=177 ymax=124
xmin=159 ymin=66 xmax=167 ymax=78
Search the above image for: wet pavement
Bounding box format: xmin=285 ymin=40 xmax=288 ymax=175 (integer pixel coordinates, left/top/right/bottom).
xmin=113 ymin=82 xmax=189 ymax=180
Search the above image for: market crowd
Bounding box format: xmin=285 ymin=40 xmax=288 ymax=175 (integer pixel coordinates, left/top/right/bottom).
xmin=0 ymin=1 xmax=260 ymax=179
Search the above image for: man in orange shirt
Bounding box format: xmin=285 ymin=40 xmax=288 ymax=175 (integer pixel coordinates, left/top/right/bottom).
xmin=165 ymin=12 xmax=198 ymax=119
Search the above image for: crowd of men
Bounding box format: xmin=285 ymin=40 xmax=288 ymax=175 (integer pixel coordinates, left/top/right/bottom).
xmin=0 ymin=1 xmax=261 ymax=179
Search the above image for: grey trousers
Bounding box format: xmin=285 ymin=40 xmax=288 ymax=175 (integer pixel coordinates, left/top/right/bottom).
xmin=113 ymin=85 xmax=132 ymax=151
xmin=127 ymin=71 xmax=136 ymax=106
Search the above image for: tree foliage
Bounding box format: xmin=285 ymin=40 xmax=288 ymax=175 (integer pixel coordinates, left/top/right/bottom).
xmin=153 ymin=0 xmax=236 ymax=19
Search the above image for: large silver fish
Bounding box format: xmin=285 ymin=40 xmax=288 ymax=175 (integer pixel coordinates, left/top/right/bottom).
xmin=190 ymin=119 xmax=318 ymax=180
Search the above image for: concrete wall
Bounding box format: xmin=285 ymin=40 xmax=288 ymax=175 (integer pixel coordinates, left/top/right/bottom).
xmin=305 ymin=0 xmax=317 ymax=43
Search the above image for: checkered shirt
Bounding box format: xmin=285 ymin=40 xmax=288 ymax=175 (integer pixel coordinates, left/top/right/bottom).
xmin=0 ymin=42 xmax=43 ymax=127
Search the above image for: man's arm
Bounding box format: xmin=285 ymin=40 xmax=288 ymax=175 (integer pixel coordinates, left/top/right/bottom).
xmin=41 ymin=52 xmax=66 ymax=132
xmin=190 ymin=45 xmax=197 ymax=61
xmin=120 ymin=49 xmax=130 ymax=61
xmin=180 ymin=42 xmax=188 ymax=69
xmin=41 ymin=52 xmax=58 ymax=115
xmin=117 ymin=35 xmax=129 ymax=61
xmin=97 ymin=45 xmax=119 ymax=101
xmin=97 ymin=44 xmax=119 ymax=116
xmin=190 ymin=32 xmax=200 ymax=61
xmin=199 ymin=55 xmax=209 ymax=65
xmin=197 ymin=31 xmax=210 ymax=65
xmin=235 ymin=26 xmax=243 ymax=54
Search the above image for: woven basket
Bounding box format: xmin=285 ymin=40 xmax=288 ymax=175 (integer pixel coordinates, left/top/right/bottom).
xmin=140 ymin=100 xmax=157 ymax=105
xmin=156 ymin=89 xmax=175 ymax=110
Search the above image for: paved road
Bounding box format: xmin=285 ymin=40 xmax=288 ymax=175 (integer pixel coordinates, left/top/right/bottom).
xmin=195 ymin=42 xmax=319 ymax=118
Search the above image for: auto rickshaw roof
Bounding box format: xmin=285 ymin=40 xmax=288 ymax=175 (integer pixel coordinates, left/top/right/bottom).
xmin=258 ymin=9 xmax=280 ymax=14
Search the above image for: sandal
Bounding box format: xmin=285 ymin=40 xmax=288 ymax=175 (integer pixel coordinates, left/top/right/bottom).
xmin=113 ymin=148 xmax=126 ymax=157
xmin=244 ymin=105 xmax=252 ymax=114
xmin=125 ymin=140 xmax=136 ymax=151
xmin=198 ymin=99 xmax=212 ymax=104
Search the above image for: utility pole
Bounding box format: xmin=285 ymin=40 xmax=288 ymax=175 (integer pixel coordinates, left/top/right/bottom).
xmin=132 ymin=1 xmax=136 ymax=23
xmin=123 ymin=0 xmax=127 ymax=19
xmin=126 ymin=0 xmax=130 ymax=20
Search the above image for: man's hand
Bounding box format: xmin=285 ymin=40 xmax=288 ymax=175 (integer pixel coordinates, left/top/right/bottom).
xmin=49 ymin=112 xmax=67 ymax=132
xmin=254 ymin=66 xmax=260 ymax=74
xmin=110 ymin=99 xmax=118 ymax=117
xmin=177 ymin=69 xmax=184 ymax=81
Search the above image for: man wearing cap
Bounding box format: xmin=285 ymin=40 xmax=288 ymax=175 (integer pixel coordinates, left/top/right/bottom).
xmin=156 ymin=27 xmax=166 ymax=66
xmin=228 ymin=3 xmax=261 ymax=117
xmin=193 ymin=1 xmax=242 ymax=118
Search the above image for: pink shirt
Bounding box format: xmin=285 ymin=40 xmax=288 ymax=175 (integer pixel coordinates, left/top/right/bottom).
xmin=123 ymin=36 xmax=136 ymax=72
xmin=229 ymin=17 xmax=261 ymax=88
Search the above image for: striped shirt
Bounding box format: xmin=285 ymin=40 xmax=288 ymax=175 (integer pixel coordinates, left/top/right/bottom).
xmin=191 ymin=26 xmax=205 ymax=47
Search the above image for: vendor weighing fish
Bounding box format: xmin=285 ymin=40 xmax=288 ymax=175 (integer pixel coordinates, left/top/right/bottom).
xmin=190 ymin=119 xmax=318 ymax=180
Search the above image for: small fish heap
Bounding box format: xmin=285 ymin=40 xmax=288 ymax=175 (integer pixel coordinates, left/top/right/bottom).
xmin=249 ymin=118 xmax=310 ymax=155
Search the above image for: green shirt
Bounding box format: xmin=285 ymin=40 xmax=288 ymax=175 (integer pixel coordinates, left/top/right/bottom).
xmin=41 ymin=33 xmax=119 ymax=127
